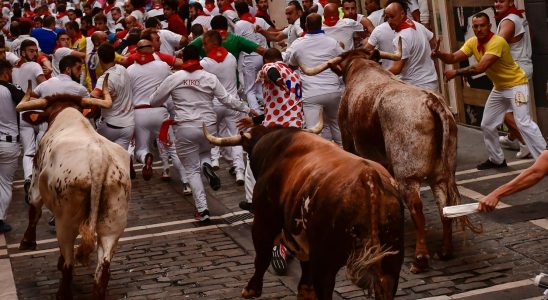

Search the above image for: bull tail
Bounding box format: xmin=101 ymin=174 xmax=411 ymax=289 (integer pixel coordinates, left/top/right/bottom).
xmin=346 ymin=241 xmax=399 ymax=289
xmin=76 ymin=147 xmax=108 ymax=266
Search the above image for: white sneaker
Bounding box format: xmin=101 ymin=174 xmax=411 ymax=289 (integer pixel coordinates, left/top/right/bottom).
xmin=183 ymin=183 xmax=192 ymax=195
xmin=161 ymin=169 xmax=170 ymax=181
xmin=211 ymin=158 xmax=220 ymax=170
xmin=499 ymin=135 xmax=520 ymax=150
xmin=516 ymin=143 xmax=531 ymax=159
xmin=236 ymin=171 xmax=245 ymax=186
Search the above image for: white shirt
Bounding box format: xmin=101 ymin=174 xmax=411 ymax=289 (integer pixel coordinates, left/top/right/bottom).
xmin=282 ymin=18 xmax=303 ymax=47
xmin=286 ymin=32 xmax=343 ymax=99
xmin=407 ymin=0 xmax=419 ymax=19
xmin=131 ymin=10 xmax=144 ymax=25
xmin=497 ymin=13 xmax=533 ymax=79
xmin=55 ymin=14 xmax=70 ymax=28
xmin=6 ymin=52 xmax=19 ymax=65
xmin=191 ymin=15 xmax=212 ymax=30
xmin=203 ymin=5 xmax=219 ymax=16
xmin=96 ymin=64 xmax=134 ymax=127
xmin=367 ymin=22 xmax=395 ymax=69
xmin=146 ymin=8 xmax=167 ymax=28
xmin=158 ymin=29 xmax=182 ymax=56
xmin=127 ymin=60 xmax=172 ymax=106
xmin=322 ymin=18 xmax=363 ymax=50
xmin=52 ymin=47 xmax=73 ymax=76
xmin=12 ymin=61 xmax=43 ymax=90
xmin=150 ymin=69 xmax=250 ymax=127
xmin=200 ymin=53 xmax=238 ymax=98
xmin=235 ymin=17 xmax=270 ymax=50
xmin=222 ymin=9 xmax=240 ymax=32
xmin=0 ymin=86 xmax=19 ymax=137
xmin=10 ymin=35 xmax=41 ymax=57
xmin=395 ymin=21 xmax=438 ymax=89
xmin=34 ymin=74 xmax=89 ymax=98
xmin=367 ymin=9 xmax=384 ymax=27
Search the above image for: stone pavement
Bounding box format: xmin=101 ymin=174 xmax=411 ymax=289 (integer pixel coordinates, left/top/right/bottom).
xmin=1 ymin=125 xmax=547 ymax=299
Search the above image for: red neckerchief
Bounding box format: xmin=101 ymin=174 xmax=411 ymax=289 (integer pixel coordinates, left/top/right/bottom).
xmin=87 ymin=26 xmax=96 ymax=36
xmin=86 ymin=0 xmax=95 ymax=7
xmin=23 ymin=11 xmax=36 ymax=18
xmin=395 ymin=17 xmax=416 ymax=32
xmin=319 ymin=0 xmax=327 ymax=7
xmin=115 ymin=29 xmax=128 ymax=39
xmin=205 ymin=2 xmax=215 ymax=12
xmin=129 ymin=52 xmax=155 ymax=65
xmin=136 ymin=6 xmax=145 ymax=13
xmin=103 ymin=1 xmax=115 ymax=14
xmin=215 ymin=29 xmax=228 ymax=38
xmin=346 ymin=14 xmax=357 ymax=21
xmin=71 ymin=32 xmax=83 ymax=43
xmin=239 ymin=12 xmax=255 ymax=23
xmin=495 ymin=5 xmax=524 ymax=20
xmin=127 ymin=44 xmax=137 ymax=55
xmin=158 ymin=119 xmax=177 ymax=147
xmin=477 ymin=31 xmax=494 ymax=54
xmin=56 ymin=11 xmax=67 ymax=19
xmin=323 ymin=14 xmax=339 ymax=27
xmin=181 ymin=59 xmax=203 ymax=72
xmin=221 ymin=3 xmax=234 ymax=12
xmin=15 ymin=58 xmax=27 ymax=68
xmin=197 ymin=10 xmax=210 ymax=17
xmin=207 ymin=46 xmax=228 ymax=63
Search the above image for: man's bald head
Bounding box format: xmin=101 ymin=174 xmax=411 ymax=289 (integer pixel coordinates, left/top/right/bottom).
xmin=385 ymin=2 xmax=404 ymax=15
xmin=136 ymin=39 xmax=154 ymax=53
xmin=306 ymin=13 xmax=322 ymax=32
xmin=324 ymin=3 xmax=338 ymax=17
xmin=91 ymin=31 xmax=107 ymax=47
xmin=125 ymin=15 xmax=137 ymax=29
xmin=384 ymin=2 xmax=406 ymax=30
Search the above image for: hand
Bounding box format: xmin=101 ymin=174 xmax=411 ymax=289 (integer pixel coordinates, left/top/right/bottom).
xmin=478 ymin=194 xmax=499 ymax=213
xmin=255 ymin=25 xmax=264 ymax=34
xmin=443 ymin=69 xmax=457 ymax=83
xmin=275 ymin=78 xmax=289 ymax=94
xmin=248 ymin=109 xmax=259 ymax=117
xmin=431 ymin=37 xmax=441 ymax=59
xmin=237 ymin=116 xmax=254 ymax=130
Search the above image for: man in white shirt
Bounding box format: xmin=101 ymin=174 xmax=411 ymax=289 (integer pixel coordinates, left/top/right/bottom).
xmin=365 ymin=20 xmax=396 ymax=69
xmin=256 ymin=1 xmax=303 ymax=48
xmin=11 ymin=39 xmax=46 ymax=200
xmin=144 ymin=17 xmax=187 ymax=56
xmin=323 ymin=3 xmax=364 ymax=50
xmin=52 ymin=32 xmax=86 ymax=76
xmin=200 ymin=30 xmax=245 ymax=184
xmin=10 ymin=20 xmax=41 ymax=57
xmin=146 ymin=0 xmax=167 ymax=28
xmin=385 ymin=1 xmax=438 ymax=91
xmin=91 ymin=43 xmax=134 ymax=150
xmin=286 ymin=13 xmax=344 ymax=145
xmin=234 ymin=1 xmax=272 ymax=112
xmin=127 ymin=39 xmax=172 ymax=181
xmin=217 ymin=0 xmax=239 ymax=32
xmin=365 ymin=0 xmax=384 ymax=27
xmin=108 ymin=7 xmax=125 ymax=32
xmin=150 ymin=45 xmax=255 ymax=223
xmin=34 ymin=55 xmax=89 ymax=98
xmin=0 ymin=60 xmax=23 ymax=233
xmin=190 ymin=2 xmax=213 ymax=31
xmin=341 ymin=0 xmax=375 ymax=48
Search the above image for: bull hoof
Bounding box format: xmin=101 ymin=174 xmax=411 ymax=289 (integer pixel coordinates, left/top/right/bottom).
xmin=56 ymin=289 xmax=72 ymax=300
xmin=410 ymin=255 xmax=429 ymax=274
xmin=297 ymin=284 xmax=316 ymax=300
xmin=19 ymin=240 xmax=37 ymax=251
xmin=241 ymin=287 xmax=261 ymax=299
xmin=436 ymin=249 xmax=454 ymax=261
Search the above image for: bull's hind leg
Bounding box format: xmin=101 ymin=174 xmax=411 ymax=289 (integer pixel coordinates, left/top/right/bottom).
xmin=93 ymin=233 xmax=122 ymax=299
xmin=242 ymin=209 xmax=282 ymax=299
xmin=430 ymin=180 xmax=456 ymax=260
xmin=55 ymin=220 xmax=79 ymax=300
xmin=19 ymin=194 xmax=43 ymax=250
xmin=298 ymin=261 xmax=316 ymax=300
xmin=402 ymin=179 xmax=429 ymax=273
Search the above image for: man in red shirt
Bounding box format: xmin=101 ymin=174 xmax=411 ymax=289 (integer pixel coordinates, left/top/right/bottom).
xmin=164 ymin=0 xmax=188 ymax=36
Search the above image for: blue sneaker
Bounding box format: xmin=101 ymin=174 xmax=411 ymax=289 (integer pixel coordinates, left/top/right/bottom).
xmin=0 ymin=220 xmax=12 ymax=233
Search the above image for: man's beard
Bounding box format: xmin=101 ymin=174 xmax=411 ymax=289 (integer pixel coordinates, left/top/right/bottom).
xmin=70 ymin=73 xmax=80 ymax=82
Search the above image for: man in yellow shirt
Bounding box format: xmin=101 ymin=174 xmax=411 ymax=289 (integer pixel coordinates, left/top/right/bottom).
xmin=432 ymin=12 xmax=546 ymax=170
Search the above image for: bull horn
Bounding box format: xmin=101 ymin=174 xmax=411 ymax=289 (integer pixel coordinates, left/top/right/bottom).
xmin=203 ymin=123 xmax=247 ymax=146
xmin=303 ymin=110 xmax=324 ymax=134
xmin=15 ymin=80 xmax=48 ymax=112
xmin=379 ymin=36 xmax=402 ymax=61
xmin=81 ymin=73 xmax=112 ymax=109
xmin=298 ymin=56 xmax=343 ymax=76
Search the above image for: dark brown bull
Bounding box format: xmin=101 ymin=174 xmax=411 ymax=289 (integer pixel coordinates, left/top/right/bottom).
xmin=299 ymin=44 xmax=479 ymax=273
xmin=204 ymin=118 xmax=404 ymax=300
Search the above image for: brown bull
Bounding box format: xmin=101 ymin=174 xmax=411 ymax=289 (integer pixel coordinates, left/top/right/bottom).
xmin=204 ymin=118 xmax=404 ymax=300
xmin=17 ymin=76 xmax=131 ymax=299
xmin=299 ymin=44 xmax=478 ymax=273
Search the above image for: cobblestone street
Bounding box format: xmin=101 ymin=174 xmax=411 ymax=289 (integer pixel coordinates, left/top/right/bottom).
xmin=1 ymin=125 xmax=547 ymax=300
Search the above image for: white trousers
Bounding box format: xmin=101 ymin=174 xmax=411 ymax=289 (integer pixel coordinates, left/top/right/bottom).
xmin=303 ymin=91 xmax=342 ymax=145
xmin=157 ymin=127 xmax=188 ymax=184
xmin=96 ymin=120 xmax=135 ymax=150
xmin=20 ymin=120 xmax=46 ymax=180
xmin=174 ymin=125 xmax=217 ymax=213
xmin=134 ymin=107 xmax=169 ymax=163
xmin=242 ymin=54 xmax=264 ymax=111
xmin=481 ymin=83 xmax=546 ymax=163
xmin=0 ymin=142 xmax=20 ymax=220
xmin=212 ymin=104 xmax=245 ymax=174
xmin=244 ymin=155 xmax=255 ymax=204
xmin=211 ymin=118 xmax=232 ymax=162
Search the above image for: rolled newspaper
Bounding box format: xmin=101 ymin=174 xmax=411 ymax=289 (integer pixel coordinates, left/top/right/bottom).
xmin=443 ymin=203 xmax=479 ymax=218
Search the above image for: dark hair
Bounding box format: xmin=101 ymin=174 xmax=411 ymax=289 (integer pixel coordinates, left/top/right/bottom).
xmin=56 ymin=31 xmax=70 ymax=40
xmin=140 ymin=28 xmax=158 ymax=41
xmin=97 ymin=43 xmax=115 ymax=63
xmin=263 ymin=47 xmax=282 ymax=61
xmin=191 ymin=23 xmax=204 ymax=37
xmin=163 ymin=0 xmax=179 ymax=11
xmin=91 ymin=7 xmax=104 ymax=16
xmin=65 ymin=20 xmax=80 ymax=31
xmin=126 ymin=28 xmax=142 ymax=45
xmin=94 ymin=13 xmax=107 ymax=23
xmin=182 ymin=45 xmax=200 ymax=61
xmin=203 ymin=30 xmax=221 ymax=45
xmin=385 ymin=0 xmax=408 ymax=13
xmin=18 ymin=20 xmax=32 ymax=35
xmin=111 ymin=7 xmax=121 ymax=14
xmin=145 ymin=16 xmax=161 ymax=28
xmin=58 ymin=3 xmax=67 ymax=13
xmin=43 ymin=15 xmax=55 ymax=27
xmin=0 ymin=35 xmax=5 ymax=48
xmin=190 ymin=2 xmax=203 ymax=11
xmin=473 ymin=12 xmax=490 ymax=22
xmin=234 ymin=1 xmax=249 ymax=15
xmin=305 ymin=13 xmax=322 ymax=31
xmin=287 ymin=0 xmax=303 ymax=12
xmin=59 ymin=55 xmax=82 ymax=72
xmin=20 ymin=39 xmax=37 ymax=52
xmin=210 ymin=15 xmax=228 ymax=30
xmin=342 ymin=0 xmax=356 ymax=4
xmin=0 ymin=59 xmax=13 ymax=75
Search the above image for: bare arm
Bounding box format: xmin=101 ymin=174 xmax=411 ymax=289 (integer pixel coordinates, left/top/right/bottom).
xmin=387 ymin=58 xmax=406 ymax=75
xmin=479 ymin=151 xmax=548 ymax=212
xmin=70 ymin=50 xmax=86 ymax=59
xmin=431 ymin=49 xmax=469 ymax=64
xmin=443 ymin=53 xmax=498 ymax=82
xmin=36 ymin=74 xmax=46 ymax=84
xmin=361 ymin=17 xmax=374 ymax=37
xmin=256 ymin=25 xmax=287 ymax=42
xmin=498 ymin=19 xmax=523 ymax=44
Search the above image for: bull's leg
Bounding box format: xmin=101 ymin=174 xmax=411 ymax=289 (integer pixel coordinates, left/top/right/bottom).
xmin=297 ymin=261 xmax=316 ymax=300
xmin=430 ymin=180 xmax=455 ymax=260
xmin=311 ymin=264 xmax=338 ymax=300
xmin=402 ymin=180 xmax=429 ymax=273
xmin=19 ymin=197 xmax=43 ymax=250
xmin=242 ymin=212 xmax=282 ymax=299
xmin=93 ymin=234 xmax=120 ymax=299
xmin=55 ymin=222 xmax=79 ymax=300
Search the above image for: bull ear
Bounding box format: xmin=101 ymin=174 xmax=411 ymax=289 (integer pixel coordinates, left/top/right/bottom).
xmin=22 ymin=111 xmax=47 ymax=125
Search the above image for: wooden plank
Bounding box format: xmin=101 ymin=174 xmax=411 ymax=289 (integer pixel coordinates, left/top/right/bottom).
xmin=451 ymin=0 xmax=494 ymax=7
xmin=462 ymin=87 xmax=490 ymax=107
